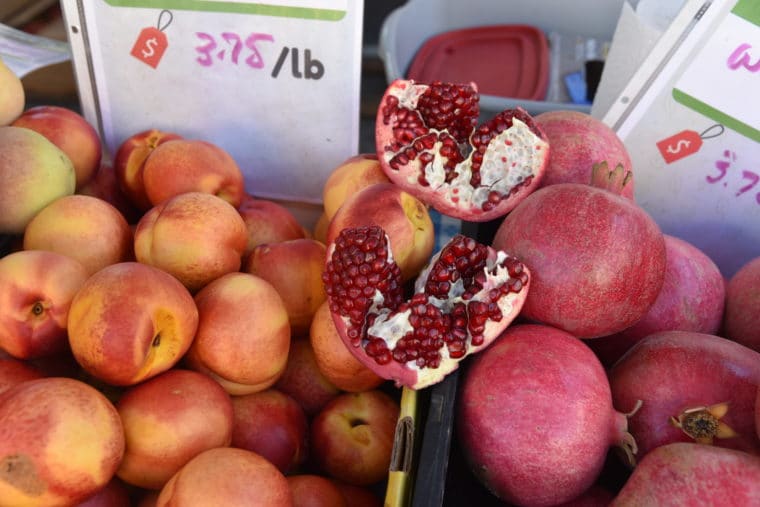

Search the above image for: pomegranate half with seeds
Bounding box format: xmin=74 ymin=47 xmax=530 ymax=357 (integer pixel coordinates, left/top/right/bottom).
xmin=322 ymin=225 xmax=529 ymax=389
xmin=375 ymin=79 xmax=550 ymax=222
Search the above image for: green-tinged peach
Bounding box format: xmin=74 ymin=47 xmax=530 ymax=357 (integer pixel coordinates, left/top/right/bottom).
xmin=134 ymin=192 xmax=248 ymax=293
xmin=12 ymin=105 xmax=102 ymax=189
xmin=0 ymin=250 xmax=89 ymax=359
xmin=23 ymin=195 xmax=133 ymax=276
xmin=185 ymin=272 xmax=290 ymax=395
xmin=67 ymin=262 xmax=199 ymax=386
xmin=0 ymin=377 xmax=125 ymax=506
xmin=0 ymin=126 xmax=75 ymax=234
xmin=0 ymin=58 xmax=24 ymax=125
xmin=116 ymin=369 xmax=234 ymax=490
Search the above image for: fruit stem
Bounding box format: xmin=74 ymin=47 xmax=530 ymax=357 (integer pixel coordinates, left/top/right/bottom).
xmin=612 ymin=399 xmax=643 ymax=468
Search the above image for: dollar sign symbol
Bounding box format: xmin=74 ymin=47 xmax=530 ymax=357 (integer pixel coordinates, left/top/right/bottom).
xmin=666 ymin=139 xmax=690 ymax=155
xmin=142 ymin=37 xmax=158 ymax=58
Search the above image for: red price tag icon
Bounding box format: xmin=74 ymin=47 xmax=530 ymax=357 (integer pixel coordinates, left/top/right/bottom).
xmin=130 ymin=10 xmax=172 ymax=69
xmin=656 ymin=125 xmax=724 ymax=164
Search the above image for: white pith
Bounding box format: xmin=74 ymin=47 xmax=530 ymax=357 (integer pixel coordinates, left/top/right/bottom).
xmin=385 ymin=85 xmax=549 ymax=210
xmin=362 ymin=250 xmax=522 ymax=376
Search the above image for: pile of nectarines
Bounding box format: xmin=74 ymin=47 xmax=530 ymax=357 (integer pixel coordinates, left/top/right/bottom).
xmin=0 ymin=85 xmax=422 ymax=505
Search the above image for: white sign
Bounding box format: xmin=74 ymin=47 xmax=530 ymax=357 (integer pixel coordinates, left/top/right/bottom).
xmin=603 ymin=0 xmax=760 ymax=278
xmin=61 ymin=0 xmax=363 ymax=205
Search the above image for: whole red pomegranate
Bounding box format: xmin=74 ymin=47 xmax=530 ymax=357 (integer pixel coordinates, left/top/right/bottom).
xmin=457 ymin=324 xmax=638 ymax=507
xmin=533 ymin=110 xmax=634 ymax=199
xmin=322 ymin=225 xmax=530 ymax=389
xmin=491 ymin=174 xmax=666 ymax=338
xmin=609 ymin=330 xmax=760 ymax=458
xmin=723 ymin=255 xmax=760 ymax=352
xmin=588 ymin=234 xmax=726 ymax=367
xmin=611 ymin=442 xmax=760 ymax=505
xmin=375 ymin=79 xmax=550 ymax=222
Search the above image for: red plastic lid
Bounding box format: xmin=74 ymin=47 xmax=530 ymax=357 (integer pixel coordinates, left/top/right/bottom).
xmin=406 ymin=25 xmax=549 ymax=101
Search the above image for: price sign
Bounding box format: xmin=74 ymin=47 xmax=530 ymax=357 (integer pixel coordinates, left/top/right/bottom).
xmin=603 ymin=0 xmax=760 ymax=278
xmin=61 ymin=0 xmax=363 ymax=206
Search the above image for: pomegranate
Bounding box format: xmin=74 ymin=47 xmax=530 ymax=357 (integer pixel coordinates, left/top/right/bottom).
xmin=588 ymin=234 xmax=726 ymax=367
xmin=756 ymin=387 xmax=760 ymax=440
xmin=533 ymin=110 xmax=634 ymax=199
xmin=609 ymin=330 xmax=760 ymax=459
xmin=375 ymin=79 xmax=550 ymax=222
xmin=457 ymin=324 xmax=638 ymax=507
xmin=723 ymin=255 xmax=760 ymax=352
xmin=322 ymin=225 xmax=529 ymax=389
xmin=611 ymin=442 xmax=760 ymax=505
xmin=491 ymin=172 xmax=666 ymax=338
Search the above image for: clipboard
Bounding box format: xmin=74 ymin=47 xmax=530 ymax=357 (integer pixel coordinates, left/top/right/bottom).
xmin=603 ymin=0 xmax=759 ymax=278
xmin=59 ymin=0 xmax=364 ymax=207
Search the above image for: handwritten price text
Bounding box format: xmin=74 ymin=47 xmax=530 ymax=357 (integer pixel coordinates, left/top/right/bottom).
xmin=194 ymin=32 xmax=324 ymax=79
xmin=707 ymin=149 xmax=760 ymax=204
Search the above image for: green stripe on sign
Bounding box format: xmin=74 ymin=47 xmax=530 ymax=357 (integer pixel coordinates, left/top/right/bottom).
xmin=732 ymin=0 xmax=760 ymax=27
xmin=673 ymin=88 xmax=760 ymax=143
xmin=102 ymin=0 xmax=346 ymax=21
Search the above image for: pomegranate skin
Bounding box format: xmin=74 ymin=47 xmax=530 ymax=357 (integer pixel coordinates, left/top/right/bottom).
xmin=457 ymin=324 xmax=633 ymax=507
xmin=588 ymin=234 xmax=726 ymax=367
xmin=611 ymin=442 xmax=760 ymax=506
xmin=534 ymin=110 xmax=634 ymax=199
xmin=492 ymin=183 xmax=666 ymax=339
xmin=723 ymin=256 xmax=760 ymax=352
xmin=609 ymin=330 xmax=760 ymax=458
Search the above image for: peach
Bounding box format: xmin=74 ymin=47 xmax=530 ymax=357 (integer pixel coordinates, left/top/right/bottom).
xmin=0 ymin=357 xmax=44 ymax=395
xmin=67 ymin=262 xmax=199 ymax=386
xmin=184 ymin=272 xmax=291 ymax=394
xmin=313 ymin=211 xmax=330 ymax=244
xmin=275 ymin=337 xmax=341 ymax=417
xmin=134 ymin=192 xmax=248 ymax=293
xmin=113 ymin=129 xmax=183 ymax=210
xmin=0 ymin=250 xmax=89 ymax=359
xmin=310 ymin=300 xmax=385 ymax=392
xmin=78 ymin=478 xmax=132 ymax=507
xmin=78 ymin=163 xmax=144 ymax=224
xmin=23 ymin=194 xmax=134 ymax=276
xmin=0 ymin=377 xmax=125 ymax=506
xmin=231 ymin=388 xmax=309 ymax=474
xmin=287 ymin=474 xmax=348 ymax=507
xmin=0 ymin=126 xmax=76 ymax=234
xmin=243 ymin=238 xmax=327 ymax=336
xmin=116 ymin=368 xmax=234 ymax=490
xmin=12 ymin=105 xmax=102 ymax=188
xmin=310 ymin=390 xmax=400 ymax=486
xmin=334 ymin=482 xmax=383 ymax=507
xmin=142 ymin=138 xmax=245 ymax=208
xmin=156 ymin=447 xmax=293 ymax=506
xmin=0 ymin=57 xmax=24 ymax=125
xmin=326 ymin=182 xmax=434 ymax=282
xmin=238 ymin=194 xmax=307 ymax=256
xmin=322 ymin=153 xmax=390 ymax=220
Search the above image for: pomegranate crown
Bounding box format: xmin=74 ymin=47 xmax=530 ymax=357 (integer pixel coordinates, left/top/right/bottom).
xmin=590 ymin=161 xmax=633 ymax=195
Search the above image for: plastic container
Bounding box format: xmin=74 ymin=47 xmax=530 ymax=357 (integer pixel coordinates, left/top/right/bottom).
xmin=378 ymin=0 xmax=629 ymax=116
xmin=406 ymin=24 xmax=549 ymax=101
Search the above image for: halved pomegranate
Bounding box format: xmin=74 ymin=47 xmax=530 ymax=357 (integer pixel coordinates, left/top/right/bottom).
xmin=375 ymin=79 xmax=550 ymax=222
xmin=322 ymin=225 xmax=529 ymax=389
